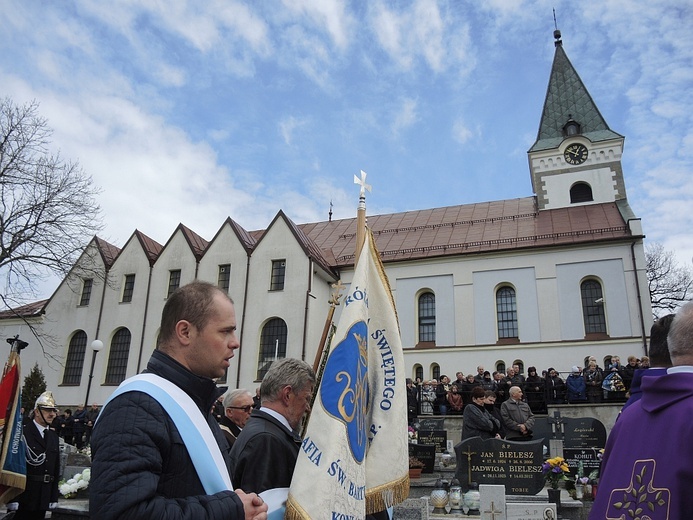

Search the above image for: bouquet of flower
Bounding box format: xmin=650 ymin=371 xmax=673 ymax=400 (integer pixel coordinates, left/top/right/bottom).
xmin=542 ymin=457 xmax=570 ymax=489
xmin=59 ymin=468 xmax=91 ymax=498
xmin=408 ymin=426 xmax=417 ymax=442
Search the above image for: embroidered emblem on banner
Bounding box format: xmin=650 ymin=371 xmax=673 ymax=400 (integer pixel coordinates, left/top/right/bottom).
xmin=321 ymin=321 xmax=370 ymax=462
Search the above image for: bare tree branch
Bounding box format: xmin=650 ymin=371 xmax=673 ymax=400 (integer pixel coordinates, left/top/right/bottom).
xmin=0 ymin=97 xmax=103 ymax=302
xmin=646 ymin=242 xmax=693 ymax=318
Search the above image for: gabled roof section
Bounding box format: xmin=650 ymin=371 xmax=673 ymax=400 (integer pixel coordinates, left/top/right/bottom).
xmin=209 ymin=217 xmax=256 ymax=255
xmin=299 ymin=198 xmax=633 ymax=266
xmin=176 ymin=224 xmax=209 ymax=261
xmin=259 ymin=211 xmax=337 ymax=277
xmin=0 ymin=299 xmax=47 ymax=320
xmin=134 ymin=230 xmax=163 ymax=266
xmin=93 ymin=236 xmax=120 ymax=270
xmin=530 ymin=35 xmax=623 ymax=152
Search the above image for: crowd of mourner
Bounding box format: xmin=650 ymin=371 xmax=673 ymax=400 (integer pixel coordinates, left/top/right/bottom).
xmin=407 ymin=354 xmax=644 ymax=420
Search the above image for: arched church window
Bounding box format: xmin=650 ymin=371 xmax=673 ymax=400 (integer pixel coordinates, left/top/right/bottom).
xmin=62 ymin=330 xmax=87 ymax=385
xmin=581 ymin=279 xmax=607 ymax=335
xmin=570 ymin=182 xmax=593 ymax=203
xmin=105 ymin=328 xmax=132 ymax=385
xmin=418 ymin=292 xmax=436 ymax=343
xmin=496 ymin=286 xmax=518 ymax=339
xmin=257 ymin=318 xmax=287 ymax=380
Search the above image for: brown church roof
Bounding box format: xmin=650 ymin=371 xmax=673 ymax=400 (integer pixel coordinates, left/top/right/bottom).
xmin=299 ymin=198 xmax=634 ymax=266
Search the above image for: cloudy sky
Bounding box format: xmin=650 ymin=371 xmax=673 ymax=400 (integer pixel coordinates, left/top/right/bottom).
xmin=2 ymin=0 xmax=692 ymax=299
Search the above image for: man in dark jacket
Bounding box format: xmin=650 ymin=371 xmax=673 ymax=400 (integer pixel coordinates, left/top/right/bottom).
xmin=90 ymin=281 xmax=267 ymax=520
xmin=71 ymin=404 xmax=87 ymax=450
xmin=220 ymin=389 xmax=254 ymax=448
xmin=84 ymin=403 xmax=99 ymax=446
xmin=230 ymin=358 xmax=315 ymax=494
xmin=9 ymin=391 xmax=61 ymax=519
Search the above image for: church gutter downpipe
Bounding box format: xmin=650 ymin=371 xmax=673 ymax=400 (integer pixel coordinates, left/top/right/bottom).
xmin=301 ymin=258 xmax=314 ymax=362
xmin=236 ymin=252 xmax=252 ymax=389
xmin=136 ymin=265 xmax=154 ymax=373
xmin=630 ymin=239 xmax=648 ymax=355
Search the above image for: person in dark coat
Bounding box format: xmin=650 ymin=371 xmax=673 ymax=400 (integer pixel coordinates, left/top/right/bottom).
xmin=230 ymin=358 xmax=315 ymax=494
xmin=620 ymin=355 xmax=639 ymax=391
xmin=406 ymin=378 xmax=419 ymax=424
xmin=483 ymin=390 xmax=505 ymax=438
xmin=71 ymin=404 xmax=87 ymax=450
xmin=544 ymin=368 xmax=566 ymax=404
xmin=89 ymin=281 xmax=267 ymax=520
xmin=461 ymin=387 xmax=500 ymax=440
xmin=566 ymin=366 xmax=587 ymax=403
xmin=219 ymin=389 xmax=254 ymax=448
xmin=523 ymin=366 xmax=546 ymax=414
xmin=9 ymin=391 xmax=61 ymax=520
xmin=583 ymin=361 xmax=604 ymax=403
xmin=61 ymin=409 xmax=74 ymax=444
xmin=622 ymin=314 xmax=674 ymax=410
xmin=435 ymin=375 xmax=451 ymax=415
xmin=460 ymin=374 xmax=480 ymax=408
xmin=84 ymin=403 xmax=100 ymax=446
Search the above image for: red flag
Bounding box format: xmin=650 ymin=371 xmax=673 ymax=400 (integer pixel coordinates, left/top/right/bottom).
xmin=0 ymin=349 xmax=26 ymax=503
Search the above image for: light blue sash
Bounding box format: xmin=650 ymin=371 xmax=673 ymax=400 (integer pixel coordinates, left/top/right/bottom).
xmin=99 ymin=373 xmax=233 ymax=494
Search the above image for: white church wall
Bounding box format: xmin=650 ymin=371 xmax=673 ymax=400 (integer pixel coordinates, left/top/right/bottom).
xmin=556 ymin=258 xmax=632 ymax=340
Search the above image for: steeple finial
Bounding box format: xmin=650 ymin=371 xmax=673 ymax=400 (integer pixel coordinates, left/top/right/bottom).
xmin=553 ymin=9 xmax=562 ymax=46
xmin=329 ymin=200 xmax=333 ymax=222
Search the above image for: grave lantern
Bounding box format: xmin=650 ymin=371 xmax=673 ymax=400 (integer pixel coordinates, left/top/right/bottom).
xmin=448 ymin=477 xmax=463 ymax=513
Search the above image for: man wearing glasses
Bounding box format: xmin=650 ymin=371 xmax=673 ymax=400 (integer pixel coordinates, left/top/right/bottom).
xmin=221 ymin=389 xmax=254 ymax=448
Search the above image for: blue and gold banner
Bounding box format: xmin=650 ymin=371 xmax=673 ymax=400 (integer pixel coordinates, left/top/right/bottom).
xmin=286 ymin=230 xmax=408 ymax=519
xmin=0 ymin=351 xmax=26 ymax=504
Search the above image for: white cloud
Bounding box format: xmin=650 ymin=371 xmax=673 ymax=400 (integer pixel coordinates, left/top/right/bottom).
xmin=452 ymin=119 xmax=473 ymax=145
xmin=391 ymin=98 xmax=418 ymax=135
xmin=279 ymin=116 xmax=308 ymax=145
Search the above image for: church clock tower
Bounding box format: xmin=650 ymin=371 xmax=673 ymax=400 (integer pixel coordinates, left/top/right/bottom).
xmin=528 ymin=30 xmax=627 ymax=211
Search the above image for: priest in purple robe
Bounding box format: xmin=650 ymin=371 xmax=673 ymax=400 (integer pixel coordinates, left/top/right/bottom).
xmin=590 ymin=301 xmax=693 ymax=520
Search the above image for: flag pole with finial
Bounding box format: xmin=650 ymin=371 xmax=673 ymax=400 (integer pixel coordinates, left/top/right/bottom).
xmin=353 ymin=170 xmax=371 ymax=266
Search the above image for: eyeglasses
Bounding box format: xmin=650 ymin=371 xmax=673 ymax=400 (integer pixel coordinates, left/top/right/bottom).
xmin=228 ymin=405 xmax=253 ymax=413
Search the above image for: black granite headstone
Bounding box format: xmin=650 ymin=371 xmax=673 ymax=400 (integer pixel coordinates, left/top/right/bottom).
xmin=409 ymin=443 xmax=436 ymax=473
xmin=564 ymin=448 xmax=602 ymax=477
xmin=417 ymin=417 xmax=445 ymax=431
xmin=416 ymin=429 xmax=447 ymax=453
xmin=563 ymin=417 xmax=607 ymax=449
xmin=455 ymin=437 xmax=545 ymax=495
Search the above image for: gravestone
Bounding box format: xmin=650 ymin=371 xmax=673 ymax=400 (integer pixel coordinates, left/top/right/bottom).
xmin=564 ymin=448 xmax=602 ymax=478
xmin=416 ymin=430 xmax=447 ymax=453
xmin=409 ymin=443 xmax=436 ymax=473
xmin=562 ymin=417 xmax=606 ymax=478
xmin=418 ymin=417 xmax=445 ymax=431
xmin=562 ymin=418 xmax=606 ymax=449
xmin=455 ymin=437 xmax=544 ymax=495
xmin=506 ymin=502 xmax=557 ymax=520
xmin=479 ymin=484 xmax=506 ymax=520
xmin=393 ymin=497 xmax=429 ymax=520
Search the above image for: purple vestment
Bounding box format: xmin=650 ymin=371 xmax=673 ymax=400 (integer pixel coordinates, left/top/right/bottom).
xmin=589 ymin=371 xmax=693 ymax=519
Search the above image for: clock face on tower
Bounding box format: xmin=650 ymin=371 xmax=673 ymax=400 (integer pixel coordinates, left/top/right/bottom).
xmin=564 ymin=143 xmax=588 ymax=165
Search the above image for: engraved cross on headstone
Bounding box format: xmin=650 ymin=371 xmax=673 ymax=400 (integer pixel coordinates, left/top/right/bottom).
xmin=483 ymin=501 xmax=503 ymax=520
xmin=463 ymin=445 xmax=477 ymax=486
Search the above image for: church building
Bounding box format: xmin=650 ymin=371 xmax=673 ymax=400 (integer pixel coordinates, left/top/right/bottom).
xmin=0 ymin=31 xmax=652 ymax=406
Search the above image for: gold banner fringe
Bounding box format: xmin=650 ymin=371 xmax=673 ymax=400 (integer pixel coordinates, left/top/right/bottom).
xmin=366 ymin=474 xmax=410 ymax=515
xmin=285 ymin=474 xmax=410 ymax=518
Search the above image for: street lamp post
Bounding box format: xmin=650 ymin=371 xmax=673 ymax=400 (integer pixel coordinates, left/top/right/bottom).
xmin=84 ymin=339 xmax=104 ymax=406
